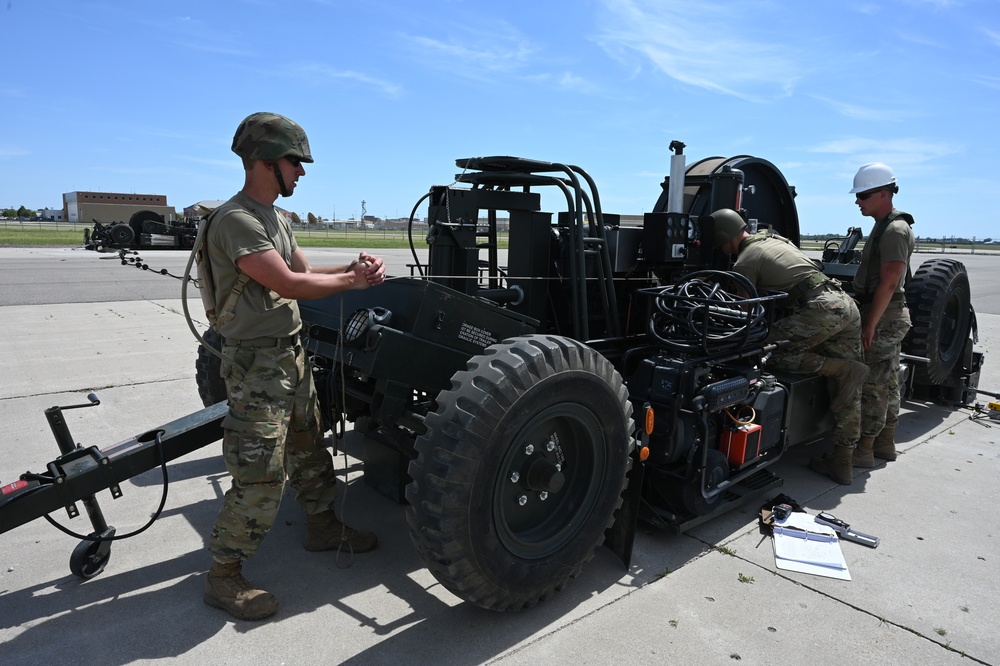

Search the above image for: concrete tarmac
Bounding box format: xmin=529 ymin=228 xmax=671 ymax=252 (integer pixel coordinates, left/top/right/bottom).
xmin=1 ymin=247 xmax=999 ymax=665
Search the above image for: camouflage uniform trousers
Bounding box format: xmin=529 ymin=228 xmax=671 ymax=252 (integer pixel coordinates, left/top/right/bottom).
xmin=766 ymin=284 xmax=863 ymax=448
xmin=860 ymin=301 xmax=912 ymax=438
xmin=208 ymin=343 xmax=338 ymax=563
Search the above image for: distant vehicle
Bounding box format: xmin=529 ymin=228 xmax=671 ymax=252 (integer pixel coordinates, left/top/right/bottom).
xmin=83 ymin=211 xmax=197 ymax=251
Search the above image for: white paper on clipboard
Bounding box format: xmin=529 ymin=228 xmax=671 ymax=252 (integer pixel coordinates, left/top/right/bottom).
xmin=772 ymin=511 xmax=851 ymax=580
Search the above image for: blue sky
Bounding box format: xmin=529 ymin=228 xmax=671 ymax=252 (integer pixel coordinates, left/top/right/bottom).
xmin=3 ymin=0 xmax=998 ymax=240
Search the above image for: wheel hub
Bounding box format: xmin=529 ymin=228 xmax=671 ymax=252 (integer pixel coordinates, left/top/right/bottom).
xmin=494 ymin=404 xmax=607 ymax=559
xmin=525 ymin=457 xmax=565 ymax=493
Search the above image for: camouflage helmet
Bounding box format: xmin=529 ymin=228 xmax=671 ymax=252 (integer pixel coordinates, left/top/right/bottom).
xmin=231 ymin=112 xmax=314 ymax=163
xmin=709 ymin=208 xmax=747 ymax=247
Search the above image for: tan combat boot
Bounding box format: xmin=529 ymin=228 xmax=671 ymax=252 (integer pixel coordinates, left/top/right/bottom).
xmin=203 ymin=559 xmax=278 ymax=621
xmin=853 ymin=435 xmax=876 ymax=468
xmin=819 ymin=359 xmax=871 ymax=412
xmin=305 ymin=510 xmax=378 ymax=553
xmin=873 ymin=427 xmax=898 ymax=461
xmin=809 ymin=444 xmax=854 ymax=485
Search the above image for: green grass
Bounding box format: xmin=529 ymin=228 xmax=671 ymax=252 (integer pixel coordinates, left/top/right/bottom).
xmin=293 ymin=234 xmax=417 ymax=249
xmin=0 ymin=228 xmax=84 ymax=246
xmin=2 ymin=225 xmax=976 ymax=254
xmin=0 ymin=226 xmax=431 ymax=249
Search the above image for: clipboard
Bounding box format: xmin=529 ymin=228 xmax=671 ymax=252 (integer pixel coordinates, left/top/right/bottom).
xmin=772 ymin=512 xmax=851 ymax=580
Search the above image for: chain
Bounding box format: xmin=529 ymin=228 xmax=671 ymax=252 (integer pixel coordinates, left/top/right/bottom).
xmin=117 ymin=249 xmax=198 ymax=284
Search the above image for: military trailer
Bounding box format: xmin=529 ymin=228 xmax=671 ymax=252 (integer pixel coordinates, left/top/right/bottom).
xmin=84 ymin=211 xmax=197 ymax=252
xmin=192 ymin=144 xmax=980 ymax=610
xmin=2 ymin=144 xmax=980 ymax=612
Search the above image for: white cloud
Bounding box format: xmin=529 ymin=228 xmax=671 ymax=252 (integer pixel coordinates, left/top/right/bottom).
xmin=812 ymin=96 xmax=886 ymax=121
xmin=894 ymin=30 xmax=946 ymax=48
xmin=287 ymin=63 xmax=402 ymax=97
xmin=969 ymin=73 xmax=1000 ymax=90
xmin=171 ymin=41 xmax=256 ymax=58
xmin=403 ymin=20 xmax=538 ymax=81
xmin=906 ymin=0 xmax=962 ymax=8
xmin=595 ymin=0 xmax=801 ymax=103
xmin=811 ymin=95 xmax=926 ymax=121
xmin=556 ymin=71 xmax=600 ymax=94
xmin=400 ymin=14 xmax=605 ymax=95
xmin=808 ymin=136 xmax=959 ymax=173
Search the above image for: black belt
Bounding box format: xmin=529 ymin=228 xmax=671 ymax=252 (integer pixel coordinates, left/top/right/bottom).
xmin=224 ymin=336 xmax=296 ymax=348
xmin=855 ymin=292 xmax=904 ymax=305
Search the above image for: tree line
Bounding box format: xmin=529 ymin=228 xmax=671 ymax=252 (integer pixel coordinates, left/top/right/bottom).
xmin=1 ymin=206 xmax=39 ymax=219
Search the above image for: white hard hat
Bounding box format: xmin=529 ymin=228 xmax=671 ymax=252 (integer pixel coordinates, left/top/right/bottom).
xmin=850 ymin=162 xmax=896 ymax=194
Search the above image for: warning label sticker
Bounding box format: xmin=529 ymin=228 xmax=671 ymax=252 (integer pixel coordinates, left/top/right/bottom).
xmin=458 ymin=322 xmax=498 ymax=349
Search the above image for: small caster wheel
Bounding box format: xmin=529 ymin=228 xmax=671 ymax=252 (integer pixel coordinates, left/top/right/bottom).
xmin=70 ymin=539 xmax=111 ymax=579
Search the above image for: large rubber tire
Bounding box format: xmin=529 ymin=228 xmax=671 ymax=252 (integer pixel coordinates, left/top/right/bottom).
xmin=195 ymin=328 xmax=227 ymax=407
xmin=109 ymin=224 xmax=135 ymax=247
xmin=129 ymin=210 xmax=165 ymax=242
xmin=405 ymin=335 xmax=634 ymax=611
xmin=903 ymin=258 xmax=971 ymax=384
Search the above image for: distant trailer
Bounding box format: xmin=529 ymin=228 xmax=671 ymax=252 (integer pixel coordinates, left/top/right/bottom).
xmin=84 ymin=210 xmax=197 ymax=251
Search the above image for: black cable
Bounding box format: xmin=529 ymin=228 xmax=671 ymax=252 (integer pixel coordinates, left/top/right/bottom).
xmin=407 ymin=192 xmax=432 ymax=277
xmin=118 ymin=249 xmax=194 ymax=281
xmin=41 ymin=432 xmax=170 ymax=542
xmin=648 ymin=270 xmax=772 ymax=355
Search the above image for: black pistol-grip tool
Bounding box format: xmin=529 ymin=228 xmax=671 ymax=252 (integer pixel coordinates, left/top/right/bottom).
xmin=815 ymin=512 xmax=880 ymax=548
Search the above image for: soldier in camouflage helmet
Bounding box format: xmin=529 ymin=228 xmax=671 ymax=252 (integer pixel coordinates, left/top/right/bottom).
xmin=710 ymin=209 xmax=868 ymax=486
xmin=202 ymin=112 xmax=387 ymax=621
xmin=231 ymin=112 xmax=313 ymax=198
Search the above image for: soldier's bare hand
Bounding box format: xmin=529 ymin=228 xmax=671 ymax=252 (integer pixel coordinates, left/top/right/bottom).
xmin=861 ymin=322 xmax=876 ymax=350
xmin=358 ymin=252 xmax=386 ymax=286
xmin=347 ymin=260 xmax=372 ymax=290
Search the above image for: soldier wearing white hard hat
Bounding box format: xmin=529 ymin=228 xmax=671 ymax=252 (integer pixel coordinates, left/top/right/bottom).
xmin=849 ymin=162 xmax=914 ymax=467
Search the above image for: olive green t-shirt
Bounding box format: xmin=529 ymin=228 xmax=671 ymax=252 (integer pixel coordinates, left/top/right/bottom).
xmin=206 ymin=191 xmax=301 ymax=340
xmin=854 ymin=210 xmax=915 ymax=296
xmin=733 ymin=231 xmax=818 ymax=292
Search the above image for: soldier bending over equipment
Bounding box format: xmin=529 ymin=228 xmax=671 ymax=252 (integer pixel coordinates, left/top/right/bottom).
xmin=710 ymin=208 xmax=867 ymax=485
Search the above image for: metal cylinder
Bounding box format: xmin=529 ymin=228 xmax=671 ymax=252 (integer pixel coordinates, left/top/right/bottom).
xmin=667 ymin=151 xmax=686 ymax=213
xmin=709 ymin=166 xmax=745 ymax=214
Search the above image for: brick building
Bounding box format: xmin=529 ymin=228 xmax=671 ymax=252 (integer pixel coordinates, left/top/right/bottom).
xmin=63 ymin=191 xmax=178 ymax=225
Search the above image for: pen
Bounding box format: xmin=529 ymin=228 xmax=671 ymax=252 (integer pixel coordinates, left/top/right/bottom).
xmin=774 ymin=525 xmax=837 ymax=543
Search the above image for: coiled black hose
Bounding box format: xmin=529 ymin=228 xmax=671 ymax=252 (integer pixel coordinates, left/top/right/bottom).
xmin=647 ymin=270 xmax=774 ymax=355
